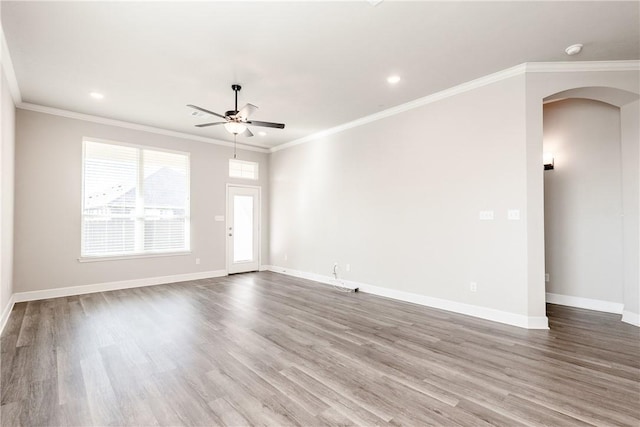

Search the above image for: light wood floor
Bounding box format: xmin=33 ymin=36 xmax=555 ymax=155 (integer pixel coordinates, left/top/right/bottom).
xmin=1 ymin=272 xmax=639 ymax=426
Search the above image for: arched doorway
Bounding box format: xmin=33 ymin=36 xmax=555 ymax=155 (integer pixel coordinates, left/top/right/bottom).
xmin=541 ymin=86 xmax=639 ymax=325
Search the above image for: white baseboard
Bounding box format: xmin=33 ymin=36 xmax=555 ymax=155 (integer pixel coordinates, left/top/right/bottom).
xmin=265 ymin=265 xmax=359 ymax=291
xmin=622 ymin=310 xmax=640 ymax=327
xmin=0 ymin=294 xmax=16 ymax=335
xmin=12 ymin=270 xmax=227 ymax=303
xmin=545 ymin=292 xmax=624 ymax=314
xmin=267 ymin=266 xmax=548 ymax=330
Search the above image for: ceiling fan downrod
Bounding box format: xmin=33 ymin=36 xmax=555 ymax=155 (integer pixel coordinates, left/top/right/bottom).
xmin=231 ymin=84 xmax=241 ymax=115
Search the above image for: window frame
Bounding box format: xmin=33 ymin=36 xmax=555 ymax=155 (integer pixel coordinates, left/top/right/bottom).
xmin=79 ymin=137 xmax=191 ymax=262
xmin=229 ymin=158 xmax=259 ymax=180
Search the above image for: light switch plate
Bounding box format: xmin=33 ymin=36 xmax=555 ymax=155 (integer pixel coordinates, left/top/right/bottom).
xmin=507 ymin=209 xmax=520 ymax=220
xmin=214 ymin=215 xmax=224 ymax=222
xmin=479 ymin=210 xmax=494 ymax=220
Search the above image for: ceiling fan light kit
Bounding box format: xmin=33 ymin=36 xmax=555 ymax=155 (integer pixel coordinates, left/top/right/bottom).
xmin=224 ymin=122 xmax=247 ymax=135
xmin=187 ymin=84 xmax=285 ymax=138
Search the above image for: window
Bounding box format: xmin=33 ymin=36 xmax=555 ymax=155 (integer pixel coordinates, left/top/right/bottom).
xmin=229 ymin=159 xmax=259 ymax=180
xmin=81 ymin=140 xmax=190 ymax=258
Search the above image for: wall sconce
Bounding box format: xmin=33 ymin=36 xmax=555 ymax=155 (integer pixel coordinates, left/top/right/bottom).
xmin=543 ymin=152 xmax=554 ymax=170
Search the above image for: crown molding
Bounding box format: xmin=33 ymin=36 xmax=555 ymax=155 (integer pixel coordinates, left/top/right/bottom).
xmin=0 ymin=22 xmax=22 ymax=104
xmin=525 ymin=60 xmax=640 ymax=73
xmin=271 ymin=60 xmax=640 ymax=153
xmin=7 ymin=56 xmax=638 ymax=156
xmin=17 ymin=102 xmax=270 ymax=153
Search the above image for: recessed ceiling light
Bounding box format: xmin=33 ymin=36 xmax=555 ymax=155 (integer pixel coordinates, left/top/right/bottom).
xmin=89 ymin=92 xmax=104 ymax=100
xmin=565 ymin=44 xmax=583 ymax=56
xmin=258 ymin=131 xmax=267 ymax=136
xmin=387 ymin=75 xmax=401 ymax=84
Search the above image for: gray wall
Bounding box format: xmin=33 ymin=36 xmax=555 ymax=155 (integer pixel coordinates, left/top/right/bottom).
xmin=621 ymin=100 xmax=640 ymax=316
xmin=271 ymin=75 xmax=531 ymax=316
xmin=1 ymin=66 xmax=15 ymax=316
xmin=270 ymin=69 xmax=640 ymax=323
xmin=13 ymin=109 xmax=269 ymax=293
xmin=543 ymin=99 xmax=623 ymax=303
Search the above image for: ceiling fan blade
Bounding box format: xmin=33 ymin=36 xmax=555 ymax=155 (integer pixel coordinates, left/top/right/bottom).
xmin=187 ymin=104 xmax=226 ymax=119
xmin=195 ymin=122 xmax=226 ymax=128
xmin=242 ymin=128 xmax=254 ymax=137
xmin=237 ymin=103 xmax=258 ymax=119
xmin=247 ymin=120 xmax=285 ymax=129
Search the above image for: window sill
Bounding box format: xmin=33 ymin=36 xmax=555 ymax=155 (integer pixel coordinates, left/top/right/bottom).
xmin=78 ymin=251 xmax=191 ymax=263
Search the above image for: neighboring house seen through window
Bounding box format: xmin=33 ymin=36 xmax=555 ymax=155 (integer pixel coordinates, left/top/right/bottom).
xmin=81 ymin=139 xmax=190 ymax=258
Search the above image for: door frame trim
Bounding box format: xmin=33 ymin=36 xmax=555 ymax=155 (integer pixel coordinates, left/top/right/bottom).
xmin=225 ymin=183 xmax=262 ymax=274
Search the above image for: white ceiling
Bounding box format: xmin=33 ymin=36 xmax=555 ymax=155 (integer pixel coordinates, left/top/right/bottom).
xmin=2 ymin=1 xmax=639 ymax=149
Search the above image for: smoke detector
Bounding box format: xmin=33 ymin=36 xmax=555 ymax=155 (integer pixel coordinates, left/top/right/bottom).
xmin=565 ymin=44 xmax=583 ymax=56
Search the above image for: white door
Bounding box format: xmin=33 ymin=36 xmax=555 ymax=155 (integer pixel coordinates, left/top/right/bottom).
xmin=227 ymin=185 xmax=260 ymax=274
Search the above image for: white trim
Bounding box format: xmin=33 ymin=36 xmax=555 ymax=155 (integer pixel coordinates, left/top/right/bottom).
xmin=0 ymin=294 xmax=16 ymax=336
xmin=545 ymin=292 xmax=624 ymax=314
xmin=16 ymin=102 xmax=269 ymax=153
xmin=0 ymin=22 xmax=22 ymax=103
xmin=229 ymin=158 xmax=259 ymax=180
xmin=78 ymin=251 xmax=191 ymax=263
xmin=622 ymin=311 xmax=640 ymax=327
xmin=267 ymin=266 xmax=548 ymax=330
xmin=265 ymin=265 xmax=359 ymax=291
xmin=271 ymin=60 xmax=640 ymax=153
xmin=12 ymin=270 xmax=227 ymax=303
xmin=525 ymin=60 xmax=640 ymax=73
xmin=226 ymin=184 xmax=262 ymax=274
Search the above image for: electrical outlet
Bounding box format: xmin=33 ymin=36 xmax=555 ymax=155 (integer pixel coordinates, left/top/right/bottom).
xmin=195 ymin=258 xmax=200 ymax=265
xmin=346 ymin=264 xmax=351 ymax=272
xmin=470 ymin=282 xmax=477 ymax=292
xmin=507 ymin=209 xmax=520 ymax=220
xmin=284 ymin=254 xmax=288 ymax=261
xmin=545 ymin=273 xmax=550 ymax=282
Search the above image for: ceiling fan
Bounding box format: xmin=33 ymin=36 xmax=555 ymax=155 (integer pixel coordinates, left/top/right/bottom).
xmin=187 ymin=84 xmax=285 ymax=137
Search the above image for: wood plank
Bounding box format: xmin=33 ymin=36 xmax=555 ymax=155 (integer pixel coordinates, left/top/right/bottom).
xmin=1 ymin=271 xmax=638 ymax=426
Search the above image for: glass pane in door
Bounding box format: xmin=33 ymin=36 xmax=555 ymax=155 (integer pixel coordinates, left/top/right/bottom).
xmin=233 ymin=195 xmax=254 ymax=262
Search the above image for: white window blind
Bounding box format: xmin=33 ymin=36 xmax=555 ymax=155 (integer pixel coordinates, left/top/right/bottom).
xmin=229 ymin=159 xmax=259 ymax=180
xmin=82 ymin=140 xmax=190 ymax=258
